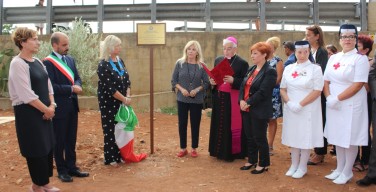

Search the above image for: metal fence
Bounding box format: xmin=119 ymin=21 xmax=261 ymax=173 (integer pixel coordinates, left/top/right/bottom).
xmin=0 ymin=0 xmax=368 ymax=34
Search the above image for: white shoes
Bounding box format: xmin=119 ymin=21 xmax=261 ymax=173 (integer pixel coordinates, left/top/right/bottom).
xmin=292 ymin=169 xmax=306 ymax=179
xmin=325 ymin=170 xmax=341 ymax=180
xmin=333 ymin=173 xmax=353 ymax=185
xmin=285 ymin=167 xmax=297 ymax=177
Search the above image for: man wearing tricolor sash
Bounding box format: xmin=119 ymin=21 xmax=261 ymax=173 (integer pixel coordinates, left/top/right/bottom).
xmin=43 ymin=32 xmax=89 ymax=183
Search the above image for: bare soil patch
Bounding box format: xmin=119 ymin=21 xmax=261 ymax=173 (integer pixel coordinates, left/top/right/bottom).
xmin=0 ymin=109 xmax=375 ymax=192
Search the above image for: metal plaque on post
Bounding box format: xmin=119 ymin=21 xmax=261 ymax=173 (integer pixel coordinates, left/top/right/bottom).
xmin=136 ymin=23 xmax=166 ymax=154
xmin=137 ymin=23 xmax=166 ymax=45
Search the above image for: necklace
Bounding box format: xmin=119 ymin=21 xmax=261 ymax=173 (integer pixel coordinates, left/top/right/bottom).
xmin=186 ymin=63 xmax=197 ymax=88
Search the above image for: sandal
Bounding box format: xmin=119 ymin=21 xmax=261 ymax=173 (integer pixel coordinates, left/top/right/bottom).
xmin=269 ymin=147 xmax=274 ymax=156
xmin=329 ymin=146 xmax=336 ymax=155
xmin=353 ymin=161 xmax=365 ymax=172
xmin=307 ymin=154 xmax=325 ymax=165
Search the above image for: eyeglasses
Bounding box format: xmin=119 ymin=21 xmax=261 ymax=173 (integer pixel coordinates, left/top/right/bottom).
xmin=340 ymin=35 xmax=356 ymax=40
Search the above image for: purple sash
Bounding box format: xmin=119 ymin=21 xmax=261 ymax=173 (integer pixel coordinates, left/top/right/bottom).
xmin=230 ymin=89 xmax=242 ymax=154
xmin=218 ymin=83 xmax=242 ymax=154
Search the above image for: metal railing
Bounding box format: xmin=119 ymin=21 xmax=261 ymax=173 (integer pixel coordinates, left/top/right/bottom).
xmin=0 ymin=0 xmax=368 ymax=34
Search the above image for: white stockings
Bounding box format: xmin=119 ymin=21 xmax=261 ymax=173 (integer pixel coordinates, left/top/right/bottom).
xmin=290 ymin=148 xmax=310 ymax=172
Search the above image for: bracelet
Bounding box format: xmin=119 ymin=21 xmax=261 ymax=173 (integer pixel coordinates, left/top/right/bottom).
xmin=51 ymin=102 xmax=57 ymax=108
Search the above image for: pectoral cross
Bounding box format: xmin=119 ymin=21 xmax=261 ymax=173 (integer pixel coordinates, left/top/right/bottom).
xmin=333 ymin=63 xmax=340 ymax=70
xmin=292 ymin=71 xmax=299 ymax=78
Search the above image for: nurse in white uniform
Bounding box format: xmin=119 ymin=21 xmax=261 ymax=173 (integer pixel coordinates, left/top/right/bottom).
xmin=323 ymin=24 xmax=370 ymax=184
xmin=280 ymin=40 xmax=324 ymax=179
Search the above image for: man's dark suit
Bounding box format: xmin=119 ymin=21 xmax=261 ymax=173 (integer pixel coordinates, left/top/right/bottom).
xmin=43 ymin=52 xmax=81 ymax=175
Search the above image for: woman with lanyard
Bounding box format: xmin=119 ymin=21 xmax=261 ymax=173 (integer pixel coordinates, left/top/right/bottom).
xmin=324 ymin=24 xmax=370 ymax=184
xmin=171 ymin=40 xmax=209 ymax=158
xmin=97 ymin=35 xmax=131 ymax=167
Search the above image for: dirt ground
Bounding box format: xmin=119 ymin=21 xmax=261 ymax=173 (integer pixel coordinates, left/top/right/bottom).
xmin=0 ymin=109 xmax=375 ymax=192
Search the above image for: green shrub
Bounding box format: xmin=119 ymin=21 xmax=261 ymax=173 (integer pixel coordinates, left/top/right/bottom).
xmin=35 ymin=18 xmax=101 ymax=96
xmin=160 ymin=106 xmax=178 ymax=115
xmin=206 ymin=110 xmax=212 ymax=117
xmin=0 ymin=48 xmax=15 ymax=97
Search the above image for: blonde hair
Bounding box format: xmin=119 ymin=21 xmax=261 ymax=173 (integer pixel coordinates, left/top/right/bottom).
xmin=100 ymin=35 xmax=122 ymax=61
xmin=178 ymin=40 xmax=204 ymax=68
xmin=266 ymin=36 xmax=281 ymax=50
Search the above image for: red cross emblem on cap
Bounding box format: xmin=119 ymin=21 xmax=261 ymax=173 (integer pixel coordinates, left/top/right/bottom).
xmin=333 ymin=63 xmax=340 ymax=70
xmin=292 ymin=71 xmax=299 ymax=78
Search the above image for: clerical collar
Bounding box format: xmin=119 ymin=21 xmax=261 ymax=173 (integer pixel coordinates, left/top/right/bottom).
xmin=226 ymin=54 xmax=237 ymax=60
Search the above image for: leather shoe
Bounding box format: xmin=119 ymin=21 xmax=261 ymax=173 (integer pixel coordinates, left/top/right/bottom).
xmin=251 ymin=167 xmax=268 ymax=174
xmin=69 ymin=170 xmax=89 ymax=177
xmin=58 ymin=174 xmax=73 ymax=182
xmin=356 ymin=176 xmax=376 ymax=186
xmin=240 ymin=163 xmax=257 ymax=170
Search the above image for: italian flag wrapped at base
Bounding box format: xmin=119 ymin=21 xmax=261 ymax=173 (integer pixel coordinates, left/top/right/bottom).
xmin=114 ymin=104 xmax=147 ymax=163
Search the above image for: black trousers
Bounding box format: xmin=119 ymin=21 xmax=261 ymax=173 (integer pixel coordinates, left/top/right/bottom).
xmin=241 ymin=111 xmax=270 ymax=167
xmin=366 ymin=99 xmax=376 ymax=178
xmin=314 ymin=94 xmax=328 ymax=155
xmin=177 ymin=101 xmax=202 ymax=149
xmin=53 ymin=111 xmax=78 ymax=174
xmin=356 ymin=92 xmax=372 ymax=164
xmin=26 ymin=150 xmax=53 ymax=186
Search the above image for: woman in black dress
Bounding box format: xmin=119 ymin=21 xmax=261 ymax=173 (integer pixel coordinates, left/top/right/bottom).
xmin=8 ymin=27 xmax=59 ymax=192
xmin=97 ymin=35 xmax=131 ymax=166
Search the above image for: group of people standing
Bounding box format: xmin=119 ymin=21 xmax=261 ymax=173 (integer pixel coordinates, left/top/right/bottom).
xmin=171 ymin=23 xmax=376 ymax=186
xmin=7 ymin=29 xmax=139 ymax=191
xmin=8 ymin=29 xmax=89 ymax=192
xmin=7 ymin=22 xmax=376 ymax=191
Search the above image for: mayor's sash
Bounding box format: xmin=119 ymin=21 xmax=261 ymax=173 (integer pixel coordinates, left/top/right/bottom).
xmin=45 ymin=54 xmax=75 ymax=85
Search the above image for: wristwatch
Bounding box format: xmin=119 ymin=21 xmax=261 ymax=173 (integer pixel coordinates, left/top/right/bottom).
xmin=51 ymin=102 xmax=57 ymax=108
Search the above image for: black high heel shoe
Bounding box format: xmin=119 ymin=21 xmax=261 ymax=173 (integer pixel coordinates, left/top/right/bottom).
xmin=240 ymin=163 xmax=257 ymax=170
xmin=251 ymin=167 xmax=268 ymax=174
